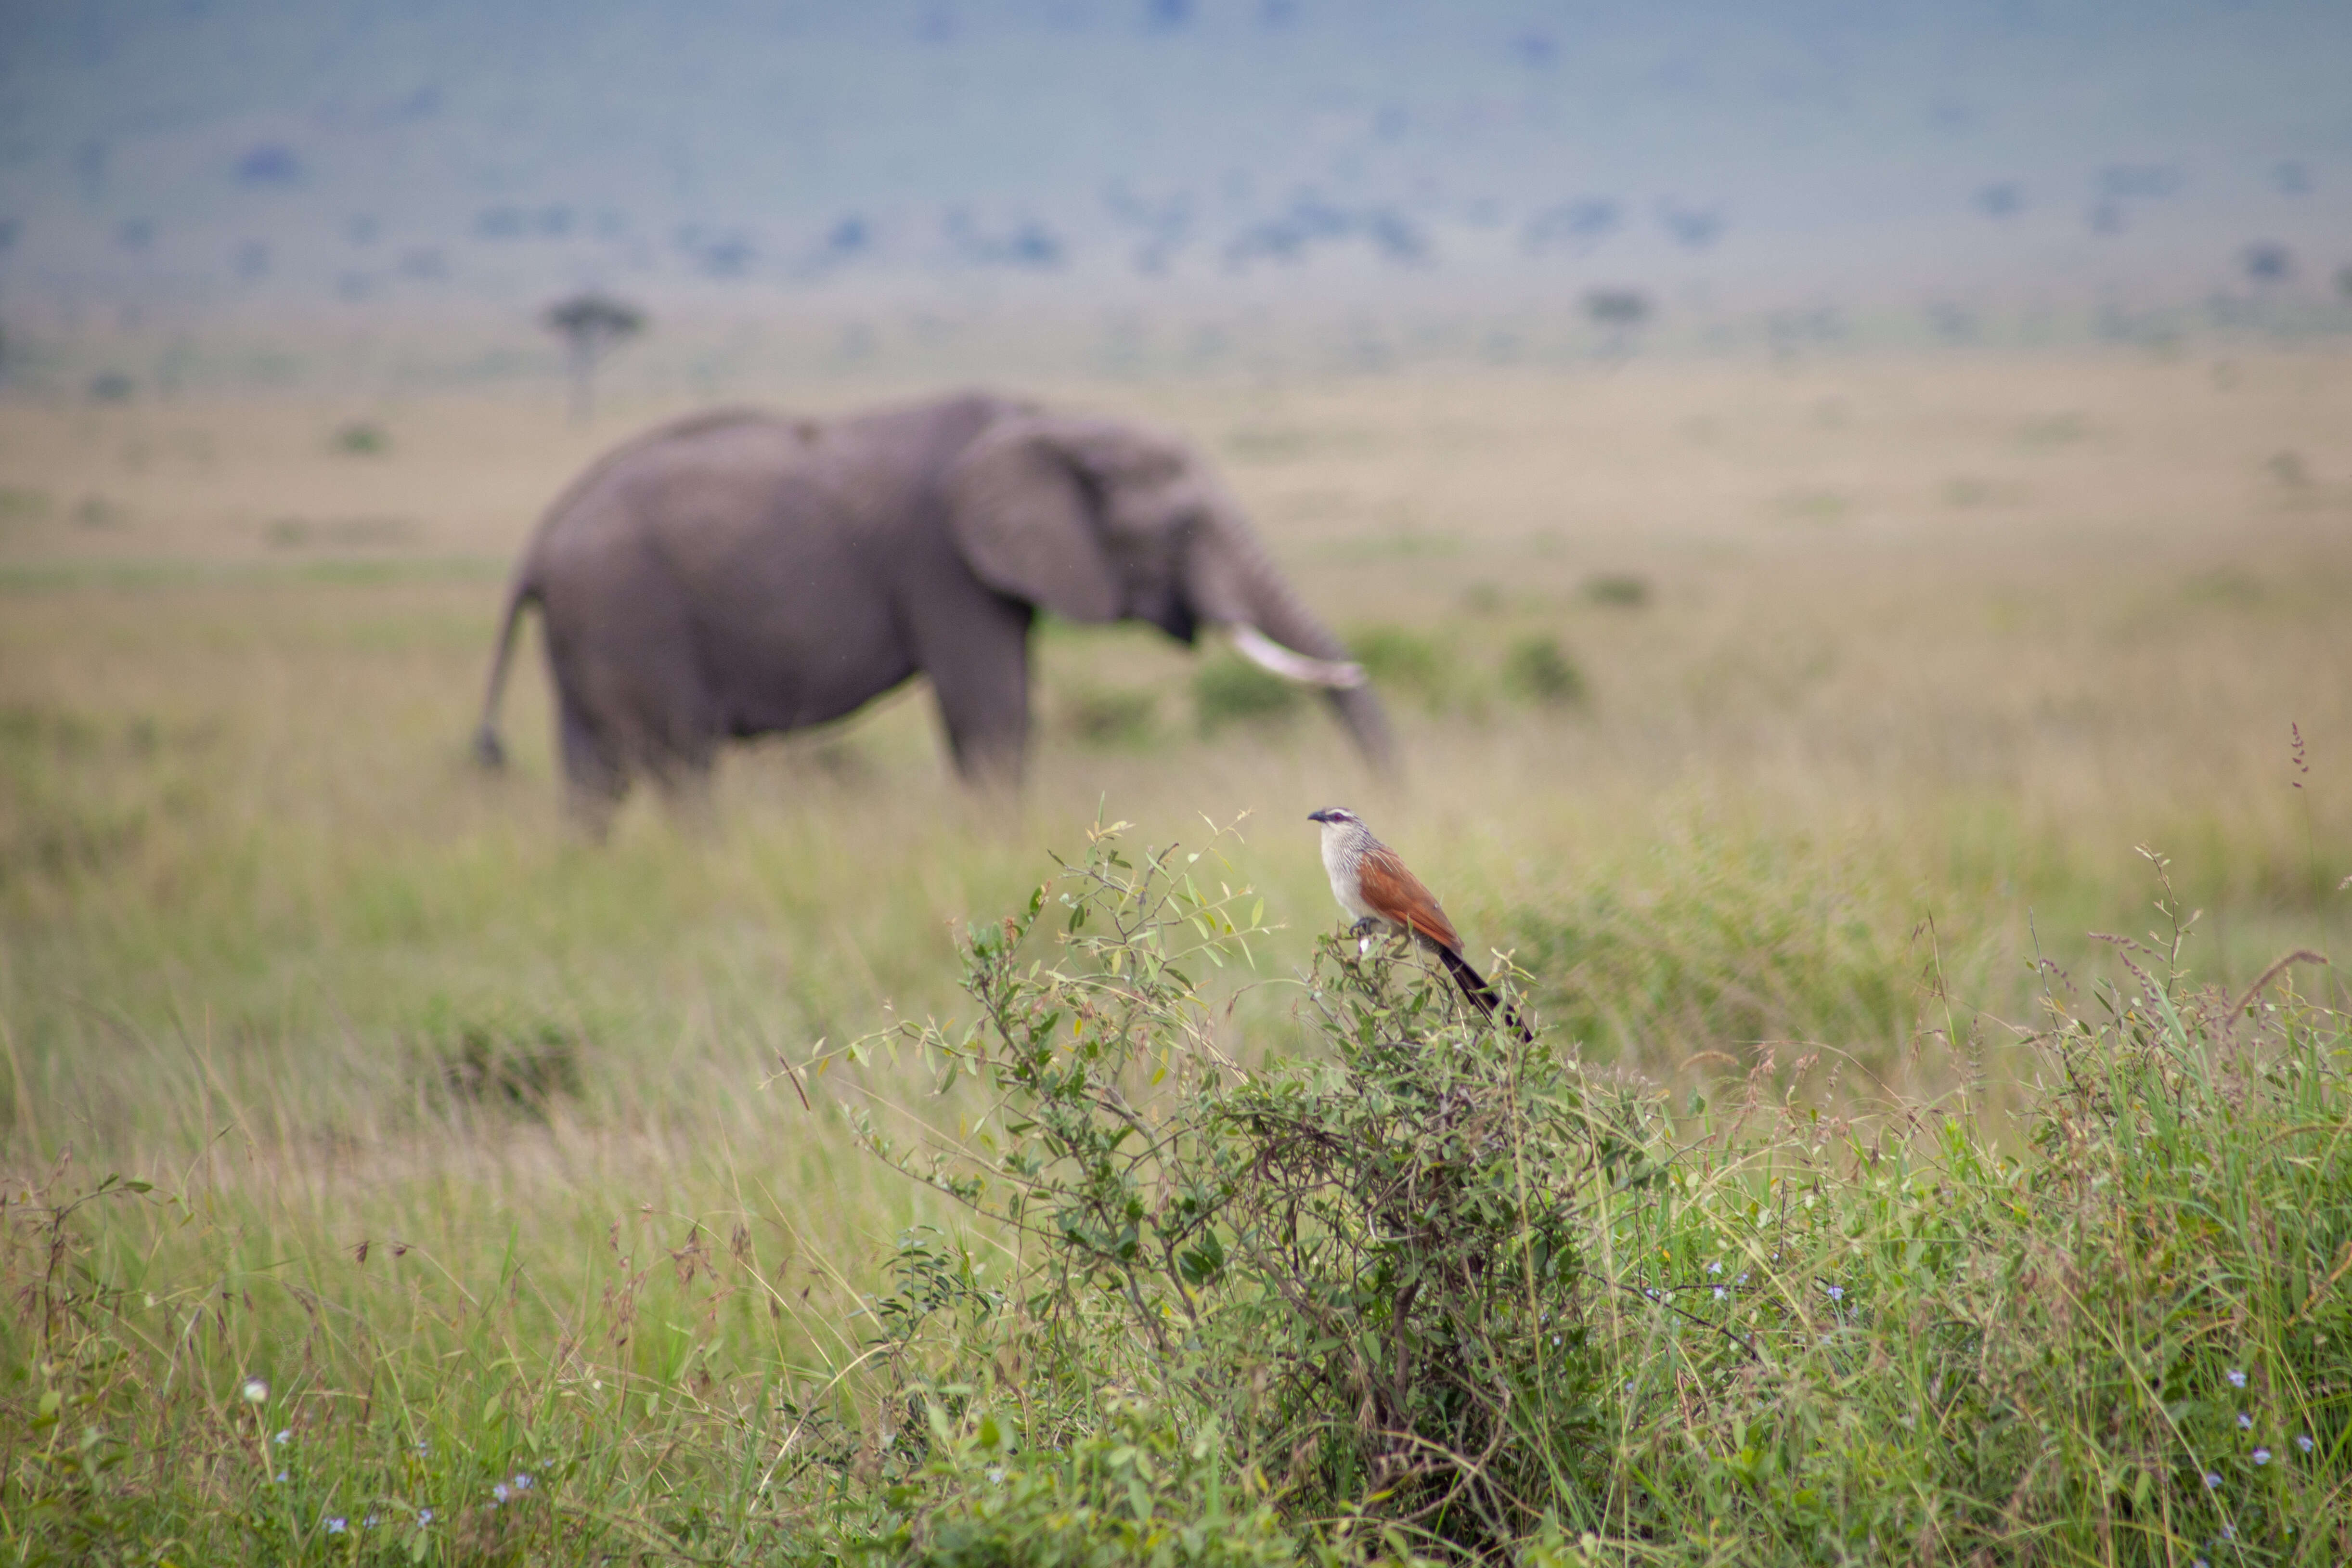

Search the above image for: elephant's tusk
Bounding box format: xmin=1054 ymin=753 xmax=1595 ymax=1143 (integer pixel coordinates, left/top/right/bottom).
xmin=1230 ymin=625 xmax=1367 ymax=689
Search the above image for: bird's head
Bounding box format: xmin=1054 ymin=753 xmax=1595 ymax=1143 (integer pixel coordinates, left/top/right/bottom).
xmin=1306 ymin=807 xmax=1361 ymax=827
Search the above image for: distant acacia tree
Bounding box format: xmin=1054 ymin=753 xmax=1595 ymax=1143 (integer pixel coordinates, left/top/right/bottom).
xmin=543 ymin=292 xmax=646 ymax=425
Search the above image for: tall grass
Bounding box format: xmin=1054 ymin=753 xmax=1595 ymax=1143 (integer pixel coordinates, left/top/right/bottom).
xmin=12 ymin=826 xmax=2346 ymax=1563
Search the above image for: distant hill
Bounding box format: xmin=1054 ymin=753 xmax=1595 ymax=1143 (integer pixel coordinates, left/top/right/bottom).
xmin=0 ymin=0 xmax=2346 ymax=324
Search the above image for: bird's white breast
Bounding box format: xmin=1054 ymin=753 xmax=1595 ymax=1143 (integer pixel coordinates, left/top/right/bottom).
xmin=1318 ymin=822 xmax=1376 ymax=923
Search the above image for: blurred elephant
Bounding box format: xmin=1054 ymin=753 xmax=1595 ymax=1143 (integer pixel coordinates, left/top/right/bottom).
xmin=472 ymin=390 xmax=1394 ymax=817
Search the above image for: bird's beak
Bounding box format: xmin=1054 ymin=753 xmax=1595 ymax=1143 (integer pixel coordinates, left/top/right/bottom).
xmin=1306 ymin=810 xmax=1331 ymax=824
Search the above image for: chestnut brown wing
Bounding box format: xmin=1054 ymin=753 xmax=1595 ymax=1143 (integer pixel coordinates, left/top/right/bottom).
xmin=1355 ymin=842 xmax=1463 ymax=955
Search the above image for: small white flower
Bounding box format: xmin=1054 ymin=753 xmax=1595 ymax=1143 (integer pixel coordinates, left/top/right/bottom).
xmin=2253 ymin=1448 xmax=2271 ymax=1465
xmin=1826 ymin=1284 xmax=1844 ymax=1302
xmin=275 ymin=1471 xmax=288 ymax=1483
xmin=1712 ymin=1287 xmax=1727 ymax=1302
xmin=362 ymin=1515 xmax=379 ymax=1529
xmin=324 ymin=1516 xmax=347 ymax=1535
xmin=492 ymin=1482 xmax=510 ymax=1504
xmin=2297 ymin=1433 xmax=2315 ymax=1453
xmin=2203 ymin=1471 xmax=2221 ymax=1489
xmin=2226 ymin=1368 xmax=2247 ymax=1388
xmin=985 ymin=1466 xmax=1005 ymax=1484
xmin=274 ymin=1429 xmax=292 ymax=1445
xmin=1707 ymin=1262 xmax=1722 ymax=1275
xmin=417 ymin=1509 xmax=434 ymax=1525
xmin=1737 ymin=1272 xmax=1749 ymax=1285
xmin=2237 ymin=1412 xmax=2252 ymax=1429
xmin=241 ymin=1377 xmax=270 ymax=1404
xmin=512 ymin=1472 xmax=534 ymax=1490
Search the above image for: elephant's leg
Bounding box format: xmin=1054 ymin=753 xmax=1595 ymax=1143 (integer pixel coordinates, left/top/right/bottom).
xmin=557 ymin=689 xmax=631 ymax=834
xmin=645 ymin=740 xmax=718 ymax=830
xmin=917 ymin=595 xmax=1034 ymax=785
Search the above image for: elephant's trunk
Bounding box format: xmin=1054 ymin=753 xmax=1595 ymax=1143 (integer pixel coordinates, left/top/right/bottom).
xmin=1220 ymin=537 xmax=1399 ymax=776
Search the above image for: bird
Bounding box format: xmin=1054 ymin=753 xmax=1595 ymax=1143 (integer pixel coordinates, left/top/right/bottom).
xmin=1307 ymin=807 xmax=1531 ymax=1039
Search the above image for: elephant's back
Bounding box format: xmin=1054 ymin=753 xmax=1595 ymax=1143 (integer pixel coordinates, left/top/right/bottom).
xmin=532 ymin=411 xmax=810 ymax=555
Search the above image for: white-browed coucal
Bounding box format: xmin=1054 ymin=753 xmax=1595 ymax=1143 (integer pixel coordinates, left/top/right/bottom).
xmin=1307 ymin=807 xmax=1531 ymax=1040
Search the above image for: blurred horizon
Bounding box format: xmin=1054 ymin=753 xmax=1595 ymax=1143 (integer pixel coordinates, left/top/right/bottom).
xmin=2 ymin=0 xmax=2348 ymax=351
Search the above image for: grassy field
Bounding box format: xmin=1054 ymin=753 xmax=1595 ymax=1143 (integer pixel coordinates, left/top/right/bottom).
xmin=3 ymin=345 xmax=2350 ymax=1562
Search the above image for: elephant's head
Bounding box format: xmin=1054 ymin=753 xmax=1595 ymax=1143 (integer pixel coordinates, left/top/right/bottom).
xmin=941 ymin=411 xmax=1396 ymax=771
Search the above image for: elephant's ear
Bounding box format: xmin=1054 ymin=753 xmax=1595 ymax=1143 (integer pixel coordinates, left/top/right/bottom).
xmin=942 ymin=420 xmax=1123 ymax=623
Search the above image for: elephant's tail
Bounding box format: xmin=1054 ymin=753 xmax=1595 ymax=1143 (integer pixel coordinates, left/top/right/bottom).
xmin=473 ymin=575 xmax=540 ymax=770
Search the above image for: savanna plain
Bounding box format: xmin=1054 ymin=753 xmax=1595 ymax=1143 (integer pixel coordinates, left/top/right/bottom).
xmin=4 ymin=341 xmax=2351 ymax=1564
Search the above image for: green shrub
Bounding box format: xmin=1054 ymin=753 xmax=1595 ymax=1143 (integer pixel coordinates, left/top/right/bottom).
xmin=433 ymin=1015 xmax=583 ymax=1118
xmin=1349 ymin=624 xmax=1448 ymax=695
xmin=1060 ymin=686 xmax=1160 ymax=749
xmin=1193 ymin=655 xmax=1299 ymax=734
xmin=1349 ymin=623 xmax=1485 ymax=718
xmin=330 ymin=420 xmax=390 ymax=455
xmin=1501 ymin=635 xmax=1587 ymax=707
xmin=828 ymin=820 xmax=1643 ymax=1557
xmin=1581 ymin=573 xmax=1652 ymax=608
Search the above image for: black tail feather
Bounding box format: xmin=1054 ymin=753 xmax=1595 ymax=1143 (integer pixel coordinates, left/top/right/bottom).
xmin=1437 ymin=946 xmax=1534 ymax=1042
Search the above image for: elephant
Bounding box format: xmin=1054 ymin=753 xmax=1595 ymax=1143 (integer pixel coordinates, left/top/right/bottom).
xmin=471 ymin=389 xmax=1395 ymax=817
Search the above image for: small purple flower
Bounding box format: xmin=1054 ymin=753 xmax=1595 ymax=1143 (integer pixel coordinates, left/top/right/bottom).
xmin=1737 ymin=1272 xmax=1750 ymax=1285
xmin=492 ymin=1482 xmax=510 ymax=1504
xmin=2253 ymin=1448 xmax=2271 ymax=1465
xmin=2237 ymin=1411 xmax=2253 ymax=1429
xmin=1826 ymin=1284 xmax=1845 ymax=1302
xmin=2203 ymin=1471 xmax=2222 ymax=1490
xmin=325 ymin=1517 xmax=347 ymax=1535
xmin=417 ymin=1508 xmax=434 ymax=1526
xmin=2221 ymin=1523 xmax=2236 ymax=1542
xmin=1707 ymin=1262 xmax=1722 ymax=1275
xmin=1712 ymin=1287 xmax=1727 ymax=1302
xmin=362 ymin=1515 xmax=379 ymax=1529
xmin=274 ymin=1429 xmax=292 ymax=1445
xmin=275 ymin=1471 xmax=288 ymax=1483
xmin=2226 ymin=1368 xmax=2247 ymax=1388
xmin=513 ymin=1472 xmax=534 ymax=1490
xmin=2297 ymin=1433 xmax=2315 ymax=1454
